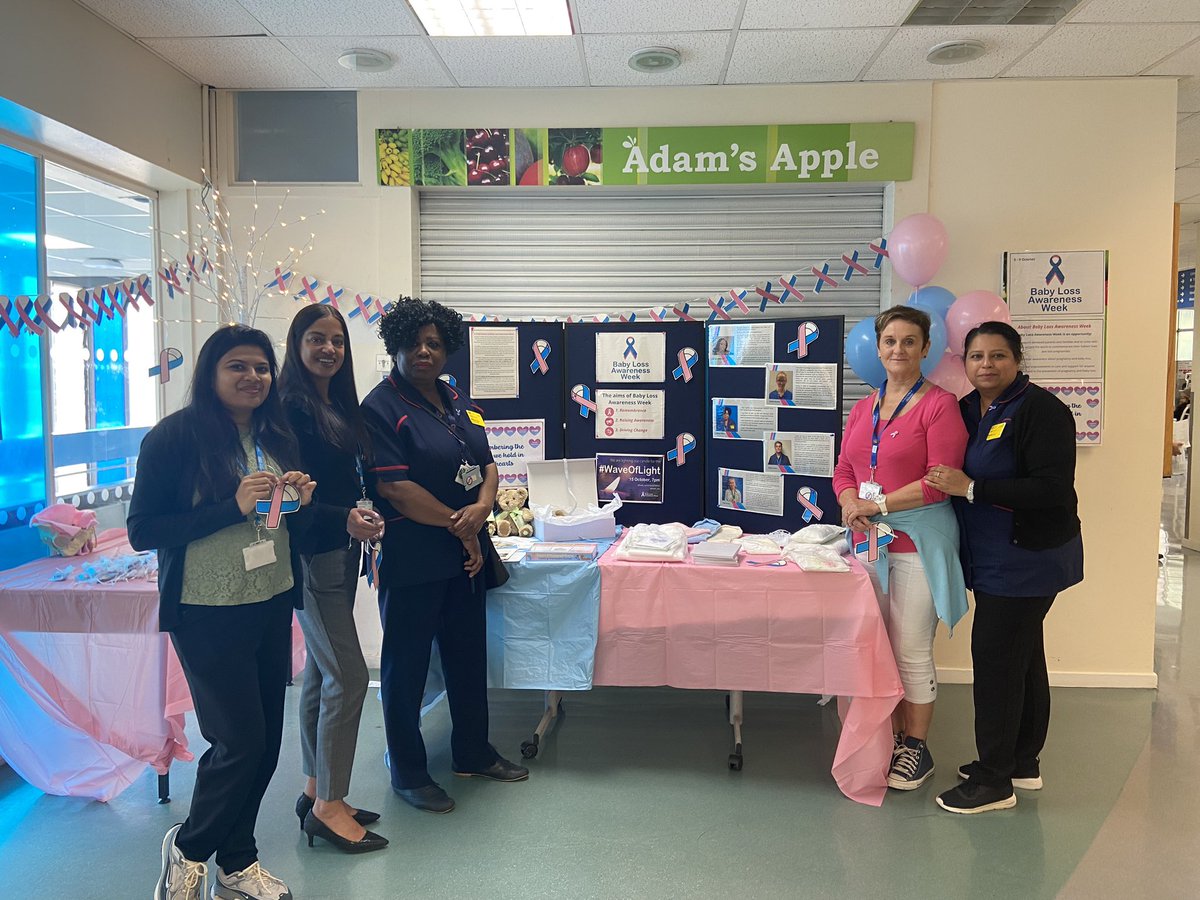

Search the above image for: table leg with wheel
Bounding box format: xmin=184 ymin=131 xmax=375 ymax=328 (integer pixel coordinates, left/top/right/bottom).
xmin=727 ymin=690 xmax=744 ymax=771
xmin=521 ymin=690 xmax=564 ymax=759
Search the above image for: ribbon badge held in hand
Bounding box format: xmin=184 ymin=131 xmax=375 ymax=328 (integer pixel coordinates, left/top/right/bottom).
xmin=256 ymin=481 xmax=301 ymax=530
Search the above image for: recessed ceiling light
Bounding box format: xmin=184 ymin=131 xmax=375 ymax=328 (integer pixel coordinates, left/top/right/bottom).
xmin=926 ymin=40 xmax=987 ymax=65
xmin=337 ymin=48 xmax=394 ymax=73
xmin=628 ymin=47 xmax=682 ymax=73
xmin=408 ymin=0 xmax=572 ymax=37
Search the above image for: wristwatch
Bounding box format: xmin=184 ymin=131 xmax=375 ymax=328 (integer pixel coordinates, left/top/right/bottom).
xmin=876 ymin=494 xmax=889 ymax=516
xmin=966 ymin=481 xmax=976 ymax=504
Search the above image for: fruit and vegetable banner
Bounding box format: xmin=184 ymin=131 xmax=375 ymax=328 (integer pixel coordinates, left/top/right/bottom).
xmin=377 ymin=123 xmax=913 ymax=188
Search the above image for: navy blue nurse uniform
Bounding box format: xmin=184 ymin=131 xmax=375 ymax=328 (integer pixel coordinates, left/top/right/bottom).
xmin=361 ymin=369 xmax=499 ymax=789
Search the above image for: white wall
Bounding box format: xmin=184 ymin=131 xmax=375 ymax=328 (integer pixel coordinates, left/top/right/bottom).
xmin=210 ymin=78 xmax=1174 ymax=681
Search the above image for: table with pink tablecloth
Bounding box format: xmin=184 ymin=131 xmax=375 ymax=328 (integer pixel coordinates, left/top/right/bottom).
xmin=595 ymin=548 xmax=903 ymax=806
xmin=0 ymin=532 xmax=306 ymax=802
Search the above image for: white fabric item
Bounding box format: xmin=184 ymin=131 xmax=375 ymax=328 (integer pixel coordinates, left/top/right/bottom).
xmin=614 ymin=523 xmax=689 ymax=561
xmin=788 ymin=524 xmax=846 ymax=545
xmin=858 ymin=549 xmax=939 ymax=704
xmin=707 ymin=525 xmax=744 ymax=543
xmin=737 ymin=534 xmax=785 ymax=555
xmin=784 ymin=545 xmax=850 ymax=572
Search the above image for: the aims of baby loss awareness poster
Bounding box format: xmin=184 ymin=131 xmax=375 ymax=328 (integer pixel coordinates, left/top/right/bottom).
xmin=596 ymin=332 xmax=666 ymax=382
xmin=596 ymin=389 xmax=665 ymax=440
xmin=469 ymin=327 xmax=520 ymax=399
xmin=484 ymin=419 xmax=545 ymax=486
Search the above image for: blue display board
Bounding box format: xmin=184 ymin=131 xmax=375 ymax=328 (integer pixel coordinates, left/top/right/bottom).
xmin=704 ymin=316 xmax=844 ymax=534
xmin=445 ymin=322 xmax=567 ymax=484
xmin=564 ymin=321 xmax=706 ymax=526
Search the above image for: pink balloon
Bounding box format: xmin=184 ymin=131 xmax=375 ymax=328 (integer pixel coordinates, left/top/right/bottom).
xmin=945 ymin=290 xmax=1012 ymax=356
xmin=889 ymin=213 xmax=949 ymax=288
xmin=928 ymin=352 xmax=973 ymax=400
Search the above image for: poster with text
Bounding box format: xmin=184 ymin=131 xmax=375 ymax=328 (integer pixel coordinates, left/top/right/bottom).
xmin=469 ymin=327 xmax=519 ymax=398
xmin=763 ymin=431 xmax=835 ymax=476
xmin=1006 ymin=250 xmax=1107 ymax=319
xmin=1039 ymin=382 xmax=1103 ymax=446
xmin=595 ymin=389 xmax=665 ymax=440
xmin=596 ymin=454 xmax=665 ymax=504
xmin=708 ymin=322 xmax=774 ymax=367
xmin=484 ymin=419 xmax=546 ymax=486
xmin=718 ymin=468 xmax=784 ymax=516
xmin=1012 ymin=318 xmax=1105 ymax=381
xmin=712 ymin=397 xmax=777 ymax=440
xmin=596 ymin=331 xmax=665 ymax=382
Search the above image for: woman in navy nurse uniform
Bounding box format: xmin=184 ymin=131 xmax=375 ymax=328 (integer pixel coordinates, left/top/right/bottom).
xmin=923 ymin=321 xmax=1083 ymax=815
xmin=360 ymin=297 xmax=528 ymax=815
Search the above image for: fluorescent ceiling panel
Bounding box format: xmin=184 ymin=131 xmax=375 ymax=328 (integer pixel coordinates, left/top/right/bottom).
xmin=408 ymin=0 xmax=572 ymax=37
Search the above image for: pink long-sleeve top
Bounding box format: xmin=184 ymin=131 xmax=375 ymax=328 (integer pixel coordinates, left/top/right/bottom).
xmin=833 ymin=384 xmax=968 ymax=553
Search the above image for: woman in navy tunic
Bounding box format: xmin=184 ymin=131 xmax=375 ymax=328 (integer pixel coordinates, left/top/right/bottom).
xmin=360 ymin=297 xmax=528 ymax=815
xmin=924 ymin=321 xmax=1083 ymax=815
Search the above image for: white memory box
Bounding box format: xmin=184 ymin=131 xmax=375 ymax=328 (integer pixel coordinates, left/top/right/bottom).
xmin=525 ymin=458 xmax=618 ymax=542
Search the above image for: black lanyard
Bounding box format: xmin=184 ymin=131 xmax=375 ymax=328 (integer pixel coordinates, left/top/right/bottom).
xmin=870 ymin=376 xmax=924 ymax=478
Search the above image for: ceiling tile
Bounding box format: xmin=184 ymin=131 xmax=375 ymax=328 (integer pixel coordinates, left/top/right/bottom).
xmin=741 ymin=0 xmax=914 ymax=30
xmin=236 ymin=0 xmax=423 ymax=37
xmin=1179 ymin=114 xmax=1200 ymax=166
xmin=141 ymin=36 xmax=326 ymax=88
xmin=863 ymin=25 xmax=1052 ymax=81
xmin=277 ymin=36 xmax=454 ymax=87
xmin=1003 ymin=24 xmax=1200 ymax=77
xmin=1176 ymin=166 xmax=1200 ymax=201
xmin=1148 ymin=39 xmax=1200 ymax=76
xmin=433 ymin=36 xmax=585 ymax=86
xmin=725 ymin=29 xmax=892 ymax=84
xmin=1070 ymin=0 xmax=1200 ymax=23
xmin=77 ymin=0 xmax=265 ymax=39
xmin=583 ymin=32 xmax=730 ymax=86
xmin=1180 ymin=77 xmax=1200 ymax=113
xmin=573 ymin=0 xmax=740 ymax=33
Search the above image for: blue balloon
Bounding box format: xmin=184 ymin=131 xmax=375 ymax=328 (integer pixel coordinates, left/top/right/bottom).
xmin=921 ymin=314 xmax=948 ymax=377
xmin=907 ymin=285 xmax=955 ymax=323
xmin=846 ymin=317 xmax=886 ymax=388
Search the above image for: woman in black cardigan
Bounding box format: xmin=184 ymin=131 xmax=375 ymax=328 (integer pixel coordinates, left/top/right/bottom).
xmin=924 ymin=321 xmax=1083 ymax=815
xmin=130 ymin=325 xmax=320 ymax=900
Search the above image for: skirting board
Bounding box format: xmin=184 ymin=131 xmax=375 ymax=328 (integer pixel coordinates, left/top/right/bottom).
xmin=937 ymin=667 xmax=1158 ymax=689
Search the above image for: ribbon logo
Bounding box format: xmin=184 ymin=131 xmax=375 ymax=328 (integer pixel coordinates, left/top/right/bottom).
xmin=868 ymin=239 xmax=889 ymax=268
xmin=439 ymin=373 xmax=457 ymax=387
xmin=787 ymin=321 xmax=819 ymax=358
xmin=811 ymin=263 xmax=839 ymax=292
xmin=853 ymin=522 xmax=894 ymax=562
xmin=796 ymin=487 xmax=823 ymax=523
xmin=571 ymin=384 xmax=597 ymax=418
xmin=842 ymin=250 xmax=870 ymax=280
xmin=1045 ymin=255 xmax=1065 ymax=285
xmin=365 ymin=542 xmax=382 ymax=589
xmin=265 ymin=268 xmax=293 ymax=294
xmin=623 ymin=336 xmax=638 ymax=359
xmin=148 ymin=347 xmax=184 ymax=383
xmin=667 ymin=432 xmax=696 ymax=467
xmin=256 ymin=481 xmax=301 ymax=530
xmin=673 ymin=347 xmax=698 ymax=382
xmin=779 ymin=274 xmax=806 ymax=304
xmin=529 ymin=339 xmax=552 ymax=374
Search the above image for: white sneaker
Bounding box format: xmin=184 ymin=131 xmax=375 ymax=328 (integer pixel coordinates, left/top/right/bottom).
xmin=211 ymin=861 xmax=292 ymax=900
xmin=154 ymin=824 xmax=208 ymax=900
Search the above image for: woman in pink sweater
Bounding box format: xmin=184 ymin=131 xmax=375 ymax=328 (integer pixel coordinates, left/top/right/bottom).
xmin=834 ymin=305 xmax=968 ymax=791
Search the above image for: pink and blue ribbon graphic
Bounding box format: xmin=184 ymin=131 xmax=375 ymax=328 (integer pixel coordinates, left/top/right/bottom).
xmin=868 ymin=239 xmax=889 ymax=268
xmin=266 ymin=268 xmax=293 ymax=293
xmin=811 ymin=263 xmax=839 ymax=293
xmin=853 ymin=523 xmax=894 ymax=562
xmin=842 ymin=250 xmax=870 ymax=281
xmin=787 ymin=321 xmax=819 ymax=358
xmin=667 ymin=432 xmax=696 ymax=467
xmin=779 ymin=274 xmax=805 ymax=303
xmin=571 ymin=384 xmax=597 ymax=418
xmin=256 ymin=481 xmax=301 ymax=530
xmin=529 ymin=339 xmax=552 ymax=374
xmin=706 ymin=297 xmax=731 ymax=321
xmin=1045 ymin=255 xmax=1065 ymax=285
xmin=148 ymin=348 xmax=184 ymax=383
xmin=673 ymin=347 xmax=698 ymax=382
xmin=796 ymin=487 xmax=823 ymax=523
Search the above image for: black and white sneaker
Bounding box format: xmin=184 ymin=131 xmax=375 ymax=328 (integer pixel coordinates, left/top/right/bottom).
xmin=888 ymin=736 xmax=934 ymax=790
xmin=957 ymin=760 xmax=1043 ymax=791
xmin=936 ymin=781 xmax=1017 ymax=814
xmin=154 ymin=824 xmax=208 ymax=900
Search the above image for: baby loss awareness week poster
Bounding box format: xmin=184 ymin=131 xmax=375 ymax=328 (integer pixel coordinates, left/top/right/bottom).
xmin=595 ymin=332 xmax=666 ymax=382
xmin=484 ymin=419 xmax=546 ymax=486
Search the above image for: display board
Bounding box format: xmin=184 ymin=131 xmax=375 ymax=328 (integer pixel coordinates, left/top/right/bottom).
xmin=564 ymin=321 xmax=706 ymax=526
xmin=444 ymin=322 xmax=566 ymax=486
xmin=705 ymin=317 xmax=845 ymax=534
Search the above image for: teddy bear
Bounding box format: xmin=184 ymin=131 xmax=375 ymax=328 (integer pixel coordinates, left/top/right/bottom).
xmin=493 ymin=487 xmax=534 ymax=537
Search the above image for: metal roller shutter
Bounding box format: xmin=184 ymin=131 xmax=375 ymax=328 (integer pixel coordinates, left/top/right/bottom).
xmin=418 ymin=184 xmax=886 ymax=413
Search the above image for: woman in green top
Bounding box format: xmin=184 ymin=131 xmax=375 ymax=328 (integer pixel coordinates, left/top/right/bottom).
xmin=130 ymin=325 xmax=345 ymax=900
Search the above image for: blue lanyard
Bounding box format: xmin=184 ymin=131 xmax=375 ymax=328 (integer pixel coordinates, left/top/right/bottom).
xmin=870 ymin=376 xmax=924 ymax=476
xmin=238 ymin=440 xmax=270 ymax=476
xmin=355 ymin=454 xmax=368 ymax=500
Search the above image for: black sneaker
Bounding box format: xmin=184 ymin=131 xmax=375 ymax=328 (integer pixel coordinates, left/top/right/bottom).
xmin=957 ymin=760 xmax=1043 ymax=790
xmin=887 ymin=736 xmax=934 ymax=790
xmin=936 ymin=781 xmax=1017 ymax=814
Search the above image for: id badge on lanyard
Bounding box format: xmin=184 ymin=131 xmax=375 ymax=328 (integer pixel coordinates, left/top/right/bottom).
xmin=244 ymin=441 xmax=278 ymax=571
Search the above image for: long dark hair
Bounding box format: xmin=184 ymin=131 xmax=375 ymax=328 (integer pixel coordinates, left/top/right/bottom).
xmin=187 ymin=324 xmax=297 ymax=502
xmin=277 ymin=304 xmax=370 ymax=457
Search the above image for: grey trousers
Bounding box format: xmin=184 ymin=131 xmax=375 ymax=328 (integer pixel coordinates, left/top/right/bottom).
xmin=297 ymin=547 xmax=370 ymax=801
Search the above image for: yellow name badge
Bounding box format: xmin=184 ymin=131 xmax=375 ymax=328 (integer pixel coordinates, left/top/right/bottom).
xmin=987 ymin=422 xmax=1006 ymax=441
xmin=466 ymin=409 xmax=485 ymax=427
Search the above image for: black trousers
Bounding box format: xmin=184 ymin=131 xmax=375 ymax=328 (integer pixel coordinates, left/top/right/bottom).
xmin=971 ymin=591 xmax=1057 ymax=788
xmin=379 ymin=572 xmax=498 ymax=789
xmin=170 ymin=593 xmax=292 ymax=873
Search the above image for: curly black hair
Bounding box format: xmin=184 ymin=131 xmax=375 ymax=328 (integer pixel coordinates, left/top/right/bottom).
xmin=377 ymin=296 xmax=465 ymax=358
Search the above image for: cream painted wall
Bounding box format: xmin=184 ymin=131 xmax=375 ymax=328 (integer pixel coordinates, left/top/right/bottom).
xmin=0 ymin=0 xmax=201 ymax=188
xmin=209 ymin=79 xmax=1174 ymax=682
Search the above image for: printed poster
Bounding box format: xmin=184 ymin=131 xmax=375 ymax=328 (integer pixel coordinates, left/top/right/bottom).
xmin=596 ymin=454 xmax=665 ymax=504
xmin=596 ymin=332 xmax=665 ymax=382
xmin=469 ymin=327 xmax=519 ymax=398
xmin=483 ymin=418 xmax=545 ymax=486
xmin=596 ymin=389 xmax=665 ymax=440
xmin=708 ymin=323 xmax=773 ymax=367
xmin=718 ymin=467 xmax=784 ymax=516
xmin=763 ymin=431 xmax=835 ymax=477
xmin=1039 ymin=382 xmax=1103 ymax=446
xmin=1006 ymin=251 xmax=1107 ymax=318
xmin=712 ymin=397 xmax=777 ymax=440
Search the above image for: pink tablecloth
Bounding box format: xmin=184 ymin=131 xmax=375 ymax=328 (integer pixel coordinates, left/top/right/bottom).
xmin=595 ymin=548 xmax=903 ymax=806
xmin=0 ymin=532 xmax=306 ymax=801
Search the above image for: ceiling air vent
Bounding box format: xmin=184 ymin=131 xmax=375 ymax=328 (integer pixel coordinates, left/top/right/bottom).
xmin=904 ymin=0 xmax=1082 ymax=27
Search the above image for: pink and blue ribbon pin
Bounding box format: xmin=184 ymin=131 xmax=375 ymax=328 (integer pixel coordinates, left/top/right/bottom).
xmin=148 ymin=348 xmax=184 ymax=383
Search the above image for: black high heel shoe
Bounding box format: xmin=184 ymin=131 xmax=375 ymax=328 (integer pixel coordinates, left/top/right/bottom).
xmin=295 ymin=793 xmax=381 ymax=830
xmin=302 ymin=811 xmax=388 ymax=854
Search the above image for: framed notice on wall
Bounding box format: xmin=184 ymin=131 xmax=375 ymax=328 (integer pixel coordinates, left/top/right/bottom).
xmin=1004 ymin=250 xmax=1108 ymax=446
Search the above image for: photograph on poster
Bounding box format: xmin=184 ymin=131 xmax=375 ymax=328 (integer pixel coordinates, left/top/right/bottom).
xmin=484 ymin=418 xmax=545 ymax=486
xmin=762 ymin=431 xmax=835 ymax=476
xmin=595 ymin=389 xmax=665 ymax=440
xmin=596 ymin=331 xmax=666 ymax=382
xmin=708 ymin=323 xmax=774 ymax=367
xmin=712 ymin=398 xmax=777 ymax=440
xmin=596 ymin=453 xmax=665 ymax=504
xmin=766 ymin=367 xmax=794 ymax=405
xmin=718 ymin=467 xmax=784 ymax=516
xmin=469 ymin=326 xmax=519 ymax=398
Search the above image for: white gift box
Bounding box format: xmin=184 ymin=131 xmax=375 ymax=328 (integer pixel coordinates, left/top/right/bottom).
xmin=525 ymin=458 xmax=619 ymax=542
